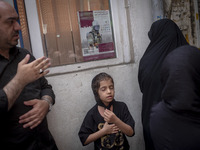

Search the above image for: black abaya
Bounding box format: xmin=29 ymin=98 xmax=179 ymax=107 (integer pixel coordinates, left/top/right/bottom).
xmin=138 ymin=19 xmax=188 ymax=150
xmin=150 ymin=45 xmax=200 ymax=150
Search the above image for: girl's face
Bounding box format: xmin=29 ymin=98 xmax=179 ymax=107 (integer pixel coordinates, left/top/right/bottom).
xmin=98 ymin=79 xmax=114 ymax=106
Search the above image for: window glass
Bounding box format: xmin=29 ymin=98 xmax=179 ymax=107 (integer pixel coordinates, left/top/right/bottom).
xmin=14 ymin=0 xmax=32 ymax=52
xmin=36 ymin=0 xmax=116 ymax=67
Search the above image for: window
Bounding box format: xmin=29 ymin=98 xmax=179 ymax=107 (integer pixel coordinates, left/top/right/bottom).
xmin=24 ymin=0 xmax=131 ymax=75
xmin=36 ymin=0 xmax=116 ymax=67
xmin=14 ymin=0 xmax=32 ymax=52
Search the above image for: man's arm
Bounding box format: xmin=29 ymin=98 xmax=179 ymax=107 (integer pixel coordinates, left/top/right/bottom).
xmin=40 ymin=76 xmax=55 ymax=105
xmin=19 ymin=74 xmax=55 ymax=129
xmin=19 ymin=97 xmax=50 ymax=129
xmin=41 ymin=95 xmax=53 ymax=111
xmin=3 ymin=54 xmax=50 ymax=110
xmin=3 ymin=75 xmax=25 ymax=110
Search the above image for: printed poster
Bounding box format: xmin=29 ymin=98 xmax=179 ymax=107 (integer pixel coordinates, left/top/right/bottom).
xmin=78 ymin=10 xmax=115 ymax=61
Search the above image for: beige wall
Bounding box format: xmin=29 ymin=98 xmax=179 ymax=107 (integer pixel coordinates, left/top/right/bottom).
xmin=46 ymin=0 xmax=153 ymax=149
xmin=6 ymin=0 xmax=153 ymax=149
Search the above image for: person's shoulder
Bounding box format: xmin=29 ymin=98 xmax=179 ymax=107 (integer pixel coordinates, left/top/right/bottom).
xmin=17 ymin=47 xmax=32 ymax=55
xmin=114 ymin=100 xmax=126 ymax=106
xmin=114 ymin=100 xmax=128 ymax=109
xmin=85 ymin=104 xmax=98 ymax=116
xmin=17 ymin=47 xmax=36 ymax=61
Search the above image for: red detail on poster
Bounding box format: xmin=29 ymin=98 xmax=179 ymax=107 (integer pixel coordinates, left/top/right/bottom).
xmin=83 ymin=52 xmax=116 ymax=61
xmin=99 ymin=42 xmax=114 ymax=52
xmin=79 ymin=11 xmax=93 ymax=27
xmin=78 ymin=10 xmax=116 ymax=62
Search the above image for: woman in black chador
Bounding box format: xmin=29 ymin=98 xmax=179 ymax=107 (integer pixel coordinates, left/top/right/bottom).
xmin=150 ymin=45 xmax=200 ymax=150
xmin=138 ymin=19 xmax=188 ymax=150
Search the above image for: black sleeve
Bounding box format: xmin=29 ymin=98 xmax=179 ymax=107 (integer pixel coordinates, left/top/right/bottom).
xmin=78 ymin=110 xmax=95 ymax=146
xmin=39 ymin=77 xmax=55 ymax=104
xmin=122 ymin=103 xmax=135 ymax=136
xmin=0 ymin=90 xmax=8 ymax=113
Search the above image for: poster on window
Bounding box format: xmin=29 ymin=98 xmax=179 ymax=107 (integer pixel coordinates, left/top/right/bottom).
xmin=78 ymin=10 xmax=115 ymax=61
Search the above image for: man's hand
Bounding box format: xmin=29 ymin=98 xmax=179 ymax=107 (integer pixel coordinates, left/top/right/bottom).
xmin=19 ymin=99 xmax=49 ymax=129
xmin=4 ymin=54 xmax=51 ymax=110
xmin=104 ymin=109 xmax=118 ymax=124
xmin=15 ymin=54 xmax=51 ymax=86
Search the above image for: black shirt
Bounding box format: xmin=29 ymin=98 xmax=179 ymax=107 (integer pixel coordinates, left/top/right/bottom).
xmin=78 ymin=100 xmax=135 ymax=150
xmin=161 ymin=45 xmax=200 ymax=116
xmin=0 ymin=47 xmax=57 ymax=150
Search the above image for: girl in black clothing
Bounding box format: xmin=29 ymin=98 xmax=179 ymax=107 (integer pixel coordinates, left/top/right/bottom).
xmin=79 ymin=72 xmax=135 ymax=150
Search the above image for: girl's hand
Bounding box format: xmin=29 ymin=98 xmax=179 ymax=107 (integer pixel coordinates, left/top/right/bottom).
xmin=102 ymin=122 xmax=119 ymax=134
xmin=104 ymin=109 xmax=118 ymax=123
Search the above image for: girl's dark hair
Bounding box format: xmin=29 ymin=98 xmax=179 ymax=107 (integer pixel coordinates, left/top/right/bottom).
xmin=91 ymin=72 xmax=114 ymax=102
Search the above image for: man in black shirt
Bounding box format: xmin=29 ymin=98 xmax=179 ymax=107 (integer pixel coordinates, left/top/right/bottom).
xmin=0 ymin=1 xmax=58 ymax=149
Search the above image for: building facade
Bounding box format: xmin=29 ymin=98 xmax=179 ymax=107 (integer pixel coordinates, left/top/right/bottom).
xmin=5 ymin=0 xmax=200 ymax=149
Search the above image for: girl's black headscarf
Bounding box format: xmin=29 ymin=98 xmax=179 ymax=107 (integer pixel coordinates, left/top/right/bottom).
xmin=91 ymin=72 xmax=114 ymax=110
xmin=161 ymin=45 xmax=200 ymax=116
xmin=138 ymin=19 xmax=188 ymax=150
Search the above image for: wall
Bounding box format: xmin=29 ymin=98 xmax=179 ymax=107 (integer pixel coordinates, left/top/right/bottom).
xmin=162 ymin=0 xmax=200 ymax=48
xmin=10 ymin=0 xmax=152 ymax=149
xmin=46 ymin=0 xmax=152 ymax=149
xmin=47 ymin=64 xmax=143 ymax=150
xmin=5 ymin=0 xmax=13 ymax=6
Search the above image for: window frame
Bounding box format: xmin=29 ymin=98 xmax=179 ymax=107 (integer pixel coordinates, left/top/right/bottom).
xmin=25 ymin=0 xmax=131 ymax=75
